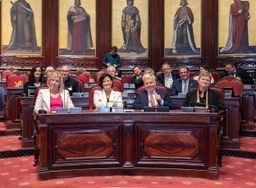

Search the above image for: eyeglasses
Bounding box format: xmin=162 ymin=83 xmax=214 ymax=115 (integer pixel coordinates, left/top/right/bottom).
xmin=162 ymin=68 xmax=170 ymax=71
xmin=61 ymin=70 xmax=70 ymax=73
xmin=179 ymin=71 xmax=188 ymax=75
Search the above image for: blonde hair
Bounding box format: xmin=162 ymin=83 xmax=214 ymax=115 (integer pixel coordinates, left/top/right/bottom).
xmin=47 ymin=71 xmax=64 ymax=90
xmin=198 ymin=71 xmax=212 ymax=81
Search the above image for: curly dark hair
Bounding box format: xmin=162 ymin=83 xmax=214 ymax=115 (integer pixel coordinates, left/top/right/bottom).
xmin=98 ymin=73 xmax=114 ymax=88
xmin=28 ymin=65 xmax=43 ymax=83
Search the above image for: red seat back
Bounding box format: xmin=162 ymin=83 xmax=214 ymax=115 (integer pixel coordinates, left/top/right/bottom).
xmin=75 ymin=75 xmax=89 ymax=84
xmin=121 ymin=75 xmax=129 ymax=83
xmin=75 ymin=78 xmax=85 ymax=92
xmin=189 ymin=72 xmax=196 ymax=79
xmin=156 ymin=71 xmax=163 ymax=78
xmin=216 ymin=76 xmax=243 ymax=96
xmin=6 ymin=74 xmax=28 ymax=88
xmin=211 ymin=72 xmax=219 ymax=83
xmin=96 ymin=71 xmax=104 ymax=83
xmin=89 ymin=85 xmax=121 ymax=110
xmin=1 ymin=71 xmax=13 ymax=79
xmin=137 ymin=85 xmax=170 ymax=96
xmin=113 ymin=79 xmax=124 ymax=92
xmin=82 ymin=71 xmax=92 ymax=79
xmin=209 ymin=86 xmax=224 ymax=104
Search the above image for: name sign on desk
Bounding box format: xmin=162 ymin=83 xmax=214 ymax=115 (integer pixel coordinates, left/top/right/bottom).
xmin=56 ymin=108 xmax=69 ymax=113
xmin=70 ymin=107 xmax=82 ymax=113
xmin=98 ymin=107 xmax=111 ymax=112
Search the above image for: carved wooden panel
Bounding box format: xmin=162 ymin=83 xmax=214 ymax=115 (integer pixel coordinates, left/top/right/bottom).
xmin=143 ymin=132 xmax=198 ymax=158
xmin=57 ymin=132 xmax=114 ymax=159
xmin=36 ymin=111 xmax=223 ymax=180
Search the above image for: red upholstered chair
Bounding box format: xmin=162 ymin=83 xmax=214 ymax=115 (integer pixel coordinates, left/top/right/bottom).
xmin=82 ymin=71 xmax=92 ymax=79
xmin=189 ymin=72 xmax=196 ymax=79
xmin=121 ymin=75 xmax=129 ymax=83
xmin=209 ymin=85 xmax=225 ymax=104
xmin=1 ymin=70 xmax=13 ymax=80
xmin=137 ymin=85 xmax=170 ymax=96
xmin=211 ymin=72 xmax=220 ymax=83
xmin=216 ymin=76 xmax=243 ymax=96
xmin=75 ymin=75 xmax=89 ymax=84
xmin=96 ymin=71 xmax=104 ymax=83
xmin=75 ymin=78 xmax=85 ymax=93
xmin=156 ymin=71 xmax=163 ymax=78
xmin=89 ymin=85 xmax=121 ymax=110
xmin=113 ymin=79 xmax=124 ymax=92
xmin=6 ymin=74 xmax=28 ymax=88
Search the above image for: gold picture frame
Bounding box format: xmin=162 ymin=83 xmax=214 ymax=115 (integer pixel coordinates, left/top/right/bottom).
xmin=218 ymin=0 xmax=256 ymax=56
xmin=1 ymin=0 xmax=42 ymax=56
xmin=164 ymin=0 xmax=201 ymax=57
xmin=58 ymin=0 xmax=96 ymax=57
xmin=111 ymin=0 xmax=149 ymax=59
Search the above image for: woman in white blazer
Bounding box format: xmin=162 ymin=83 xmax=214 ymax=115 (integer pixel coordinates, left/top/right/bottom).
xmin=93 ymin=73 xmax=123 ymax=108
xmin=34 ymin=71 xmax=74 ymax=113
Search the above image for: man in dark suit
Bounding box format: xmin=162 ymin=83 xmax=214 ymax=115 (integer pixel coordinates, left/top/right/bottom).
xmin=221 ymin=62 xmax=254 ymax=85
xmin=60 ymin=65 xmax=80 ymax=96
xmin=157 ymin=63 xmax=179 ymax=89
xmin=132 ymin=74 xmax=176 ymax=110
xmin=128 ymin=66 xmax=143 ymax=89
xmin=171 ymin=66 xmax=198 ymax=96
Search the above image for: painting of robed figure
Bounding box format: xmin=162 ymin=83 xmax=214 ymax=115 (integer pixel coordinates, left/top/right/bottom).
xmin=164 ymin=0 xmax=201 ymax=57
xmin=112 ymin=0 xmax=148 ymax=58
xmin=59 ymin=0 xmax=95 ymax=56
xmin=1 ymin=0 xmax=41 ymax=54
xmin=219 ymin=0 xmax=256 ymax=55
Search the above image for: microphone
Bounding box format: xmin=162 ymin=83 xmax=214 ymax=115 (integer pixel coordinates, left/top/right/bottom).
xmin=190 ymin=102 xmax=219 ymax=111
xmin=190 ymin=101 xmax=205 ymax=107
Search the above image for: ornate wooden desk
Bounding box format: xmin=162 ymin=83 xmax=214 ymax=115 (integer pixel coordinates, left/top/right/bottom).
xmin=20 ymin=97 xmax=89 ymax=148
xmin=170 ymin=96 xmax=241 ymax=150
xmin=35 ymin=110 xmax=224 ymax=180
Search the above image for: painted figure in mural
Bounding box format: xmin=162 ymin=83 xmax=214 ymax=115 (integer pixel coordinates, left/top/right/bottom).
xmin=220 ymin=0 xmax=250 ymax=54
xmin=119 ymin=0 xmax=146 ymax=54
xmin=172 ymin=0 xmax=198 ymax=54
xmin=67 ymin=0 xmax=93 ymax=54
xmin=5 ymin=0 xmax=37 ymax=52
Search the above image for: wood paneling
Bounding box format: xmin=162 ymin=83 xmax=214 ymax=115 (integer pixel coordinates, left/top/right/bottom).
xmin=35 ymin=111 xmax=224 ymax=180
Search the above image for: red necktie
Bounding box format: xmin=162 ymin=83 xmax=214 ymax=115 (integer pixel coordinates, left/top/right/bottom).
xmin=150 ymin=94 xmax=155 ymax=106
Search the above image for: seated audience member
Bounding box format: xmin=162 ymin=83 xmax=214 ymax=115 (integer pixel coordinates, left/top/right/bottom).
xmin=157 ymin=63 xmax=180 ymax=89
xmin=43 ymin=66 xmax=54 ymax=83
xmin=93 ymin=73 xmax=123 ymax=108
xmin=144 ymin=67 xmax=155 ymax=75
xmin=60 ymin=65 xmax=80 ymax=95
xmin=183 ymin=71 xmax=224 ymax=111
xmin=23 ymin=65 xmax=44 ymax=96
xmin=133 ymin=74 xmax=176 ymax=110
xmin=102 ymin=46 xmax=121 ymax=68
xmin=171 ymin=66 xmax=198 ymax=96
xmin=193 ymin=65 xmax=214 ymax=83
xmin=34 ymin=71 xmax=74 ymax=114
xmin=221 ymin=62 xmax=254 ymax=85
xmin=129 ymin=66 xmax=143 ymax=89
xmin=107 ymin=65 xmax=121 ymax=80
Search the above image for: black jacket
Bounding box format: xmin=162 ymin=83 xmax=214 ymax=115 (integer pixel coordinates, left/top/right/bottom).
xmin=221 ymin=68 xmax=254 ymax=85
xmin=183 ymin=88 xmax=225 ymax=110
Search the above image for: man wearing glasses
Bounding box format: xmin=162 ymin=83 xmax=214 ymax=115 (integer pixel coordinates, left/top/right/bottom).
xmin=170 ymin=66 xmax=198 ymax=96
xmin=60 ymin=65 xmax=80 ymax=96
xmin=157 ymin=63 xmax=179 ymax=89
